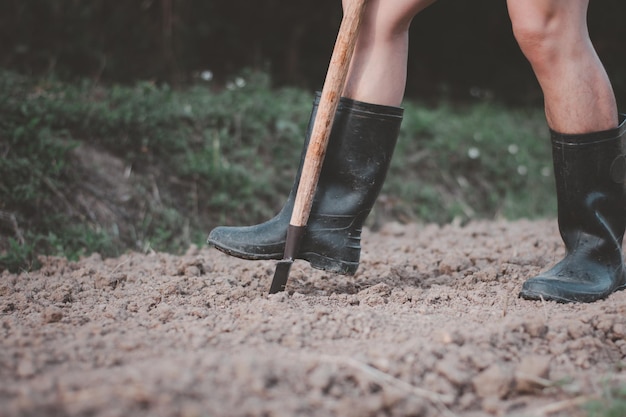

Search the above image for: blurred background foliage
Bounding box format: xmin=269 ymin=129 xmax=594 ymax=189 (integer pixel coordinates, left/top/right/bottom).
xmin=1 ymin=0 xmax=625 ymax=104
xmin=0 ymin=69 xmax=553 ymax=272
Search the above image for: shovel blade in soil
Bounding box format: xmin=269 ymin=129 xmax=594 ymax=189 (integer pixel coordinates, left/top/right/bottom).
xmin=269 ymin=259 xmax=293 ymax=294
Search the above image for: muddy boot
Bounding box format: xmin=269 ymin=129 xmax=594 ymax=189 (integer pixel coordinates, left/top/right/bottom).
xmin=520 ymin=115 xmax=626 ymax=303
xmin=207 ymin=93 xmax=403 ymax=274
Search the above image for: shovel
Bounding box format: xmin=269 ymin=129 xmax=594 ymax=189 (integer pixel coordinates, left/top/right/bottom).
xmin=269 ymin=0 xmax=369 ymax=294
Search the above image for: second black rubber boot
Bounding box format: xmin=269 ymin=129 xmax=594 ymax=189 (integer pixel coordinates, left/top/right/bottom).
xmin=207 ymin=94 xmax=403 ymax=275
xmin=520 ymin=115 xmax=626 ymax=303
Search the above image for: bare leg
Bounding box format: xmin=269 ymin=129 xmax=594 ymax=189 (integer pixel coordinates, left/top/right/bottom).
xmin=507 ymin=0 xmax=618 ymax=133
xmin=342 ymin=0 xmax=436 ymax=107
xmin=510 ymin=0 xmax=626 ymax=303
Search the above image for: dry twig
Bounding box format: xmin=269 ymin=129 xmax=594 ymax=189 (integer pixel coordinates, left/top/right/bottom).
xmin=320 ymin=354 xmax=458 ymax=417
xmin=530 ymin=395 xmax=596 ymax=416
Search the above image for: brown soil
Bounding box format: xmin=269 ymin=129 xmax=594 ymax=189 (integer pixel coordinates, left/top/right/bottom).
xmin=1 ymin=219 xmax=625 ymax=417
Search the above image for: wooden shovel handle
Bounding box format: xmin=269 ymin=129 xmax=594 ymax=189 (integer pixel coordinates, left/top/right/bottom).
xmin=290 ymin=0 xmax=368 ymax=227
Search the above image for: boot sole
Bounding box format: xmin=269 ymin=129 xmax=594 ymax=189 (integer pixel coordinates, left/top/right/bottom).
xmin=519 ymin=281 xmax=626 ymax=303
xmin=208 ymin=240 xmax=358 ymax=276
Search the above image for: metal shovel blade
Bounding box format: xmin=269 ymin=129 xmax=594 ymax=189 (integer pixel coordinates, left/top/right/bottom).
xmin=269 ymin=259 xmax=293 ymax=294
xmin=268 ymin=225 xmax=305 ymax=293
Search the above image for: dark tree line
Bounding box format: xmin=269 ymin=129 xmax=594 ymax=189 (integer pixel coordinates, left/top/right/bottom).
xmin=1 ymin=0 xmax=625 ymax=104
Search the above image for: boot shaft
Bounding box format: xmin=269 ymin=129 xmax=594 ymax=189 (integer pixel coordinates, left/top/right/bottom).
xmin=550 ymin=115 xmax=626 ymax=250
xmin=313 ymin=94 xmax=403 ymax=216
xmin=287 ymin=93 xmax=403 ymax=212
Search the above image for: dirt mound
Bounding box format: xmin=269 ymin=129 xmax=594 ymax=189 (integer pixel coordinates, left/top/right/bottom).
xmin=1 ymin=219 xmax=625 ymax=416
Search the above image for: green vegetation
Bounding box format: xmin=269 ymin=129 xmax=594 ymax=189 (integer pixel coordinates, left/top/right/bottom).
xmin=584 ymin=381 xmax=626 ymax=417
xmin=387 ymin=99 xmax=554 ymax=224
xmin=0 ymin=69 xmax=555 ymax=272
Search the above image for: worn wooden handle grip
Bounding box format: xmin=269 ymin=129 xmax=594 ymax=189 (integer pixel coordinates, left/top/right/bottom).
xmin=290 ymin=0 xmax=368 ymax=227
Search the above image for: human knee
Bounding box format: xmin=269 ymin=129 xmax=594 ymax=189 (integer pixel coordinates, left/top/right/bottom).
xmin=508 ymin=1 xmax=587 ymax=66
xmin=344 ymin=0 xmax=428 ymax=41
xmin=510 ymin=11 xmax=558 ymax=64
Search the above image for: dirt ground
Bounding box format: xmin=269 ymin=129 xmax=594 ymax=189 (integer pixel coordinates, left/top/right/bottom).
xmin=1 ymin=219 xmax=625 ymax=417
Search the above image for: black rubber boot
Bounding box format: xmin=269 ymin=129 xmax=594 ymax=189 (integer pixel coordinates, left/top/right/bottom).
xmin=520 ymin=115 xmax=626 ymax=303
xmin=207 ymin=93 xmax=403 ymax=274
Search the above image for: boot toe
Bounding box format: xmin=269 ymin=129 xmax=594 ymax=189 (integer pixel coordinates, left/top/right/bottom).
xmin=519 ymin=277 xmax=573 ymax=303
xmin=207 ymin=226 xmax=284 ymax=260
xmin=519 ymin=274 xmax=614 ymax=303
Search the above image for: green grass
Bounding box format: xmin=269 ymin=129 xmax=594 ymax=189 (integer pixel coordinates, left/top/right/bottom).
xmin=584 ymin=381 xmax=626 ymax=417
xmin=0 ymin=69 xmax=555 ymax=272
xmin=384 ymin=100 xmax=554 ymax=225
